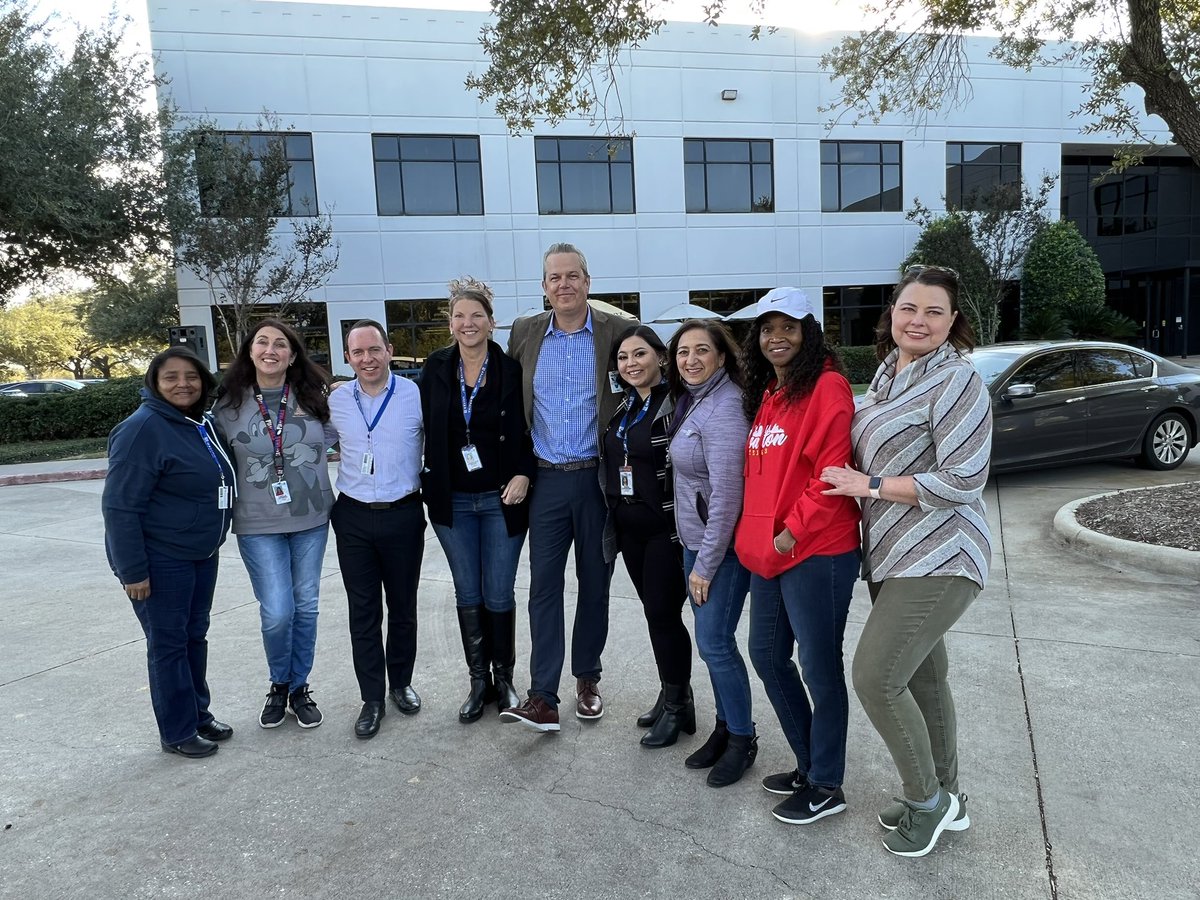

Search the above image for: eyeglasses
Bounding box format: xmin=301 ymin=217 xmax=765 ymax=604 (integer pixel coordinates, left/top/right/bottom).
xmin=904 ymin=264 xmax=960 ymax=281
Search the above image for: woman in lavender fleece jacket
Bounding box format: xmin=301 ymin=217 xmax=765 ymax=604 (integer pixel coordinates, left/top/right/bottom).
xmin=667 ymin=320 xmax=756 ymax=788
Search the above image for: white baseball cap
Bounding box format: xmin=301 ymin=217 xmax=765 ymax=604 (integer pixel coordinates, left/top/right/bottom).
xmin=755 ymin=287 xmax=815 ymax=321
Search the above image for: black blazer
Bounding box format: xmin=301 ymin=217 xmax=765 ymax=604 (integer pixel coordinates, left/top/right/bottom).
xmin=419 ymin=341 xmax=536 ymax=536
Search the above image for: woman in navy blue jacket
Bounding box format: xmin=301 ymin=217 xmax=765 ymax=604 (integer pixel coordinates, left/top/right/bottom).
xmin=103 ymin=347 xmax=237 ymax=758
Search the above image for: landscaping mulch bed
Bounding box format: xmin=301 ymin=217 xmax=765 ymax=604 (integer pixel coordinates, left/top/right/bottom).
xmin=1074 ymin=481 xmax=1200 ymax=552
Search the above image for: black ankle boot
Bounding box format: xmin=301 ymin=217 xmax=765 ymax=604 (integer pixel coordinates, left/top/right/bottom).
xmin=487 ymin=608 xmax=521 ymax=713
xmin=707 ymin=730 xmax=758 ymax=787
xmin=637 ymin=683 xmax=665 ymax=728
xmin=641 ymin=683 xmax=696 ymax=748
xmin=685 ymin=718 xmax=728 ymax=769
xmin=457 ymin=606 xmax=492 ymax=723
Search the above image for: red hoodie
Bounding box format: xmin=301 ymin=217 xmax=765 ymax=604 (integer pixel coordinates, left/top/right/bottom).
xmin=735 ymin=366 xmax=861 ymax=578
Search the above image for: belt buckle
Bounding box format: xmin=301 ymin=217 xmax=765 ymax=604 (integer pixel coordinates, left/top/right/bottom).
xmin=368 ymin=501 xmax=390 ymax=510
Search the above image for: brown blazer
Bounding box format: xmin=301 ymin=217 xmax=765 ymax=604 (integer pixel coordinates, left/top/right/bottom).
xmin=507 ymin=303 xmax=634 ymax=447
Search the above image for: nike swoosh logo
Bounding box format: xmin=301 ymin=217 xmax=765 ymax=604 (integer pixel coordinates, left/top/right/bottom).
xmin=809 ymin=797 xmax=832 ymax=813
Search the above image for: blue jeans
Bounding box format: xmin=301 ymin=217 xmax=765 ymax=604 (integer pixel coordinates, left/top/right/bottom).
xmin=431 ymin=491 xmax=526 ymax=612
xmin=685 ymin=547 xmax=753 ymax=736
xmin=237 ymin=523 xmax=329 ymax=688
xmin=748 ymin=549 xmax=860 ymax=789
xmin=130 ymin=551 xmax=219 ymax=745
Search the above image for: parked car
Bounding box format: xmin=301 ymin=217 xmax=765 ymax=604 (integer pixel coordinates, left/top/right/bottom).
xmin=0 ymin=379 xmax=89 ymax=397
xmin=969 ymin=341 xmax=1200 ymax=472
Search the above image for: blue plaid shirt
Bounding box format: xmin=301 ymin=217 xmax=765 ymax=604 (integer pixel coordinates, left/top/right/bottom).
xmin=531 ymin=310 xmax=599 ymax=463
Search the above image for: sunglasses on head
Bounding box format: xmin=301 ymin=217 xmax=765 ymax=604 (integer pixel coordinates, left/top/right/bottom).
xmin=904 ymin=264 xmax=960 ymax=281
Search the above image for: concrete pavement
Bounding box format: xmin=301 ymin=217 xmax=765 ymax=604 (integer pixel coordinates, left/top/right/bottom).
xmin=1 ymin=459 xmax=1197 ymax=899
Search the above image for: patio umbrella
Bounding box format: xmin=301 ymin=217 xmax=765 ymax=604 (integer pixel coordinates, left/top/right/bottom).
xmin=649 ymin=302 xmax=724 ymax=323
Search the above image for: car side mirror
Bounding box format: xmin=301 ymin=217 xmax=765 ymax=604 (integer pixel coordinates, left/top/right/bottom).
xmin=1004 ymin=383 xmax=1036 ymax=400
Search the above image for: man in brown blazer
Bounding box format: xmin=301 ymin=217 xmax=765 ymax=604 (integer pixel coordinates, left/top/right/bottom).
xmin=500 ymin=242 xmax=633 ymax=732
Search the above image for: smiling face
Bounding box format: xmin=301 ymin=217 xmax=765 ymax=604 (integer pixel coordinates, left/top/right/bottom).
xmin=674 ymin=327 xmax=725 ymax=386
xmin=758 ymin=312 xmax=803 ymax=376
xmin=542 ymin=252 xmax=590 ymax=325
xmin=345 ymin=324 xmax=393 ymax=393
xmin=616 ymin=335 xmax=662 ymax=394
xmin=891 ymin=281 xmax=957 ymax=364
xmin=249 ymin=326 xmax=296 ymax=386
xmin=449 ymin=297 xmax=492 ymax=351
xmin=157 ymin=357 xmax=204 ymax=412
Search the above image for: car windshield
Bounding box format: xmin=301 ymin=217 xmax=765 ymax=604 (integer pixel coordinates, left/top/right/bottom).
xmin=968 ymin=349 xmax=1029 ymax=386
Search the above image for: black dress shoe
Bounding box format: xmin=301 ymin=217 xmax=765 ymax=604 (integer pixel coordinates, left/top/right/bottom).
xmin=355 ymin=701 xmax=385 ymax=739
xmin=389 ymin=685 xmax=421 ymax=715
xmin=197 ymin=719 xmax=233 ymax=742
xmin=161 ymin=735 xmax=219 ymax=758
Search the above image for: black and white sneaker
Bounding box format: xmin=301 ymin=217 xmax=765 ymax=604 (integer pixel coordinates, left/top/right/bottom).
xmin=260 ymin=682 xmax=288 ymax=728
xmin=761 ymin=769 xmax=807 ymax=796
xmin=288 ymin=684 xmax=323 ymax=729
xmin=772 ymin=784 xmax=847 ymax=825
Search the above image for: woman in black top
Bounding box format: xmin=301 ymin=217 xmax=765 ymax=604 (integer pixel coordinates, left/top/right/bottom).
xmin=600 ymin=324 xmax=694 ymax=748
xmin=420 ymin=279 xmax=536 ymax=722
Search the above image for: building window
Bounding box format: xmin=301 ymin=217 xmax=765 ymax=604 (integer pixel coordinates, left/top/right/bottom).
xmin=684 ymin=139 xmax=774 ymax=213
xmin=199 ymin=132 xmax=318 ymax=217
xmin=820 ymin=142 xmax=901 ymax=212
xmin=540 ymin=292 xmax=641 ymax=320
xmin=535 ymin=137 xmax=634 ymax=214
xmin=384 ymin=300 xmax=450 ymax=373
xmin=211 ymin=302 xmax=329 ymax=368
xmin=372 ymin=135 xmax=483 ymax=216
xmin=1092 ymin=174 xmax=1157 ymax=236
xmin=688 ymin=289 xmax=765 ymax=317
xmin=821 ymin=285 xmax=891 ymax=346
xmin=946 ymin=142 xmax=1021 ymax=209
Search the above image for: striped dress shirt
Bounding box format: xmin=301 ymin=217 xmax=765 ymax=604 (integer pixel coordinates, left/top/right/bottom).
xmin=530 ymin=311 xmax=599 ymax=463
xmin=852 ymin=342 xmax=993 ymax=588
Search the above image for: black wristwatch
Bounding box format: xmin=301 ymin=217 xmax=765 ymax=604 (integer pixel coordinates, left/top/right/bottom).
xmin=868 ymin=476 xmax=883 ymax=500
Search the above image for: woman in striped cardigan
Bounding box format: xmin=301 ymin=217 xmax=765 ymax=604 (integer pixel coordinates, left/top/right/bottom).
xmin=598 ymin=325 xmax=693 ymax=748
xmin=822 ymin=265 xmax=993 ymax=859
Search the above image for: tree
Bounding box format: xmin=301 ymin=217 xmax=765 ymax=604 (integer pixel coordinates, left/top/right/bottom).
xmin=81 ymin=261 xmax=178 ymax=357
xmin=902 ymin=215 xmax=993 ymax=341
xmin=0 ymin=294 xmax=139 ymax=379
xmin=0 ymin=2 xmax=169 ymax=302
xmin=467 ymin=1 xmax=1200 ymax=171
xmin=161 ymin=116 xmax=340 ymax=350
xmin=905 ymin=175 xmax=1056 ymax=344
xmin=1020 ymin=220 xmax=1137 ymax=339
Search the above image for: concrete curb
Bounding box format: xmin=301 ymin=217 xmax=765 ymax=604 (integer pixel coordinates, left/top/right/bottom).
xmin=0 ymin=469 xmax=107 ymax=487
xmin=1053 ymin=484 xmax=1200 ymax=580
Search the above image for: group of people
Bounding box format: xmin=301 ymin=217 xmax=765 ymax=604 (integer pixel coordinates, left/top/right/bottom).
xmin=102 ymin=243 xmax=993 ymax=859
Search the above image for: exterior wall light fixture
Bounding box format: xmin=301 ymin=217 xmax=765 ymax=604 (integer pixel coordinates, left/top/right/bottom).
xmin=721 ymin=89 xmax=737 ymax=101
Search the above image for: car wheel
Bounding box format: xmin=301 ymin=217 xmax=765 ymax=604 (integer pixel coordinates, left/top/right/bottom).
xmin=1139 ymin=411 xmax=1192 ymax=470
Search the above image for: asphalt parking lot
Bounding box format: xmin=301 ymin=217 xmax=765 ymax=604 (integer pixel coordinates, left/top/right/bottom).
xmin=1 ymin=458 xmax=1197 ymax=899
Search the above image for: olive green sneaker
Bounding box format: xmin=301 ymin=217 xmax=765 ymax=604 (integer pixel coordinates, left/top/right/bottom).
xmin=882 ymin=790 xmax=960 ymax=858
xmin=879 ymin=792 xmax=969 ymax=832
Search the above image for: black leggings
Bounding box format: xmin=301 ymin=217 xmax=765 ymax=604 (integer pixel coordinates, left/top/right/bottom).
xmin=614 ymin=500 xmax=692 ymax=685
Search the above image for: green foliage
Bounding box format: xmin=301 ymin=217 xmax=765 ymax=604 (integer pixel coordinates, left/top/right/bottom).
xmin=0 ymin=1 xmax=169 ymax=300
xmin=0 ymin=293 xmax=147 ymax=379
xmin=1067 ymin=304 xmax=1140 ymax=341
xmin=82 ymin=261 xmax=178 ymax=354
xmin=833 ymin=345 xmax=882 ymax=383
xmin=0 ymin=376 xmax=141 ymax=443
xmin=902 ymin=215 xmax=994 ymax=342
xmin=1018 ymin=306 xmax=1072 ymax=340
xmin=161 ymin=114 xmax=340 ymax=349
xmin=0 ymin=436 xmax=107 ymax=464
xmin=1021 ymin=220 xmax=1107 ymax=318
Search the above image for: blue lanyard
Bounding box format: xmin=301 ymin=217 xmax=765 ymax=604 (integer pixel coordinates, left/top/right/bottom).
xmin=193 ymin=419 xmax=228 ymax=487
xmin=458 ymin=353 xmax=489 ymax=442
xmin=616 ymin=390 xmax=654 ymax=464
xmin=353 ymin=374 xmax=395 ymax=434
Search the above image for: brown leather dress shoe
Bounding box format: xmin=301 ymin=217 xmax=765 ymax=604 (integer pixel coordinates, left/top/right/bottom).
xmin=575 ymin=678 xmax=603 ymax=720
xmin=499 ymin=696 xmax=560 ymax=732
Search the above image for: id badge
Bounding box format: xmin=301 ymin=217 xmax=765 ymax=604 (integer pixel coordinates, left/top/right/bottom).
xmin=217 ymin=485 xmax=231 ymax=509
xmin=271 ymin=481 xmax=292 ymax=505
xmin=360 ymin=451 xmax=374 ymax=475
xmin=462 ymin=444 xmax=483 ymax=472
xmin=608 ymin=370 xmax=622 ymax=393
xmin=618 ymin=466 xmax=634 ymax=496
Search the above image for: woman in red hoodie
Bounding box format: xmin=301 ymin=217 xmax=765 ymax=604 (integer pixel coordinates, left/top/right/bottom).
xmin=734 ymin=288 xmax=862 ymax=827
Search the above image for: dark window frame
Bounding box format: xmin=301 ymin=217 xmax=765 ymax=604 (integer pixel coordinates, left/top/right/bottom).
xmin=201 ymin=131 xmax=318 ymax=218
xmin=820 ymin=141 xmax=902 ymax=213
xmin=684 ymin=138 xmax=775 ymax=213
xmin=946 ymin=141 xmax=1022 ymax=210
xmin=535 ymin=137 xmax=636 ymax=215
xmin=372 ymin=134 xmax=484 ymax=216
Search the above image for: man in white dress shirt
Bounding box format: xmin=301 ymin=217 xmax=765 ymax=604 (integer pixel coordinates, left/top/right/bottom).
xmin=328 ymin=319 xmax=425 ymax=739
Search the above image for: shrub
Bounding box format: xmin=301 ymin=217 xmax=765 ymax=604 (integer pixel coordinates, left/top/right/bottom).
xmin=1021 ymin=220 xmax=1106 ymax=319
xmin=835 ymin=345 xmax=881 ymax=384
xmin=0 ymin=377 xmax=142 ymax=444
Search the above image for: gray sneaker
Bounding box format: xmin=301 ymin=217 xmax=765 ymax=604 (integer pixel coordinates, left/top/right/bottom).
xmin=879 ymin=792 xmax=969 ymax=831
xmin=882 ymin=790 xmax=960 ymax=858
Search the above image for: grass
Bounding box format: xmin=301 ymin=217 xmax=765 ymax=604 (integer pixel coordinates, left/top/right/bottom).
xmin=0 ymin=437 xmax=108 ymax=466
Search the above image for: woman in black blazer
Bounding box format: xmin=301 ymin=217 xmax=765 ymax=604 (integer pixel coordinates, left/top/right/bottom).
xmin=420 ymin=279 xmax=536 ymax=722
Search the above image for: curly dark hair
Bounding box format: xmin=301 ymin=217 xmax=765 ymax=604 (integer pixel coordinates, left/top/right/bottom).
xmin=740 ymin=313 xmax=843 ymax=418
xmin=666 ymin=319 xmax=745 ymax=396
xmin=216 ymin=318 xmax=330 ymax=422
xmin=145 ymin=346 xmax=216 ymax=419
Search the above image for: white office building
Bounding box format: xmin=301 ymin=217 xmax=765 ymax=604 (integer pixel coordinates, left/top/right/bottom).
xmin=147 ymin=0 xmax=1199 ymax=373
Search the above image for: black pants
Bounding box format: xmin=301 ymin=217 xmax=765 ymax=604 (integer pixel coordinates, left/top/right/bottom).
xmin=614 ymin=500 xmax=691 ymax=686
xmin=330 ymin=495 xmax=425 ymax=701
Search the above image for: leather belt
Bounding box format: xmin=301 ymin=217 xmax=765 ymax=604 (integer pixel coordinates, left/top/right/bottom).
xmin=536 ymin=457 xmax=598 ymax=472
xmin=340 ymin=491 xmax=420 ymax=510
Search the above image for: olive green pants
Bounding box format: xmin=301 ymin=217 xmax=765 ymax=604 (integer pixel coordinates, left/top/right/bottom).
xmin=852 ymin=576 xmax=979 ymax=802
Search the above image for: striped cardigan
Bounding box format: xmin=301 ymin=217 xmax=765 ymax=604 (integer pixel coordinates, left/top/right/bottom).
xmin=852 ymin=342 xmax=993 ymax=588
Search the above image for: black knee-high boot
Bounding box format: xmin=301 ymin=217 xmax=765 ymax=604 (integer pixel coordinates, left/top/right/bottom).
xmin=488 ymin=607 xmax=521 ymax=712
xmin=457 ymin=606 xmax=492 ymax=723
